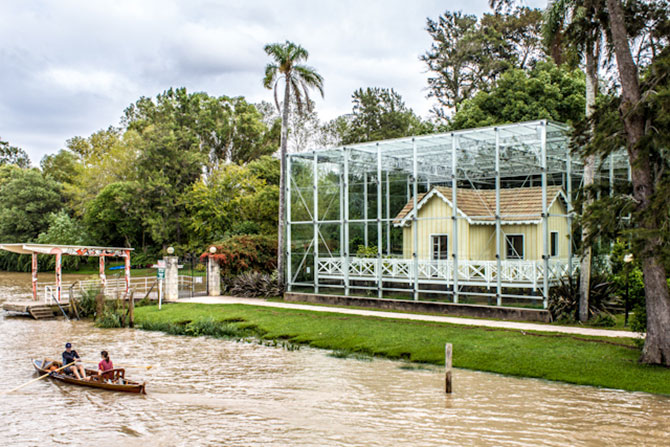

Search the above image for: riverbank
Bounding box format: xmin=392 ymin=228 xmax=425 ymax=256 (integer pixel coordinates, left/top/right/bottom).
xmin=133 ymin=302 xmax=670 ymax=395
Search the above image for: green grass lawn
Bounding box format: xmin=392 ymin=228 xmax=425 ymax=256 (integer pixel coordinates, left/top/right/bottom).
xmin=133 ymin=302 xmax=670 ymax=395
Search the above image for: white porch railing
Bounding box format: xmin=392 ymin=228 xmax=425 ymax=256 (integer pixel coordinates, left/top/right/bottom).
xmin=39 ymin=276 xmax=158 ymax=301
xmin=317 ymin=257 xmax=578 ymax=289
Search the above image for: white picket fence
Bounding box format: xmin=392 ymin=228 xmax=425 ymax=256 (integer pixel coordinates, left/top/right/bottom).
xmin=317 ymin=257 xmax=578 ymax=289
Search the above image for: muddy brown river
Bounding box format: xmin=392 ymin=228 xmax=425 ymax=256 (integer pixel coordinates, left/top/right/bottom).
xmin=1 ymin=272 xmax=669 ymax=446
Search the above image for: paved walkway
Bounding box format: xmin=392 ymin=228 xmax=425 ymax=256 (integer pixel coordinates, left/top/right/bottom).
xmin=177 ymin=296 xmax=642 ymax=339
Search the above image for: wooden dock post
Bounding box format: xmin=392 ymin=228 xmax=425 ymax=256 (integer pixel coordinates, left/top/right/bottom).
xmin=445 ymin=343 xmax=453 ymax=394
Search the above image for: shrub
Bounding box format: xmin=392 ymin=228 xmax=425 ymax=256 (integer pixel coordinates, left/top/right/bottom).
xmin=95 ymin=308 xmax=123 ymax=328
xmin=228 ymin=271 xmax=283 ymax=298
xmin=202 ymin=234 xmax=277 ymax=277
xmin=548 ymin=272 xmax=619 ymax=322
xmin=356 ymin=245 xmax=378 ymax=258
xmin=76 ymin=287 xmax=99 ymax=318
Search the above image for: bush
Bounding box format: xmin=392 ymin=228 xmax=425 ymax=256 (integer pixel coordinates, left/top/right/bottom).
xmin=228 ymin=271 xmax=283 ymax=298
xmin=548 ymin=272 xmax=619 ymax=322
xmin=95 ymin=308 xmax=123 ymax=328
xmin=203 ymin=234 xmax=277 ymax=277
xmin=356 ymin=245 xmax=378 ymax=258
xmin=76 ymin=287 xmax=99 ymax=318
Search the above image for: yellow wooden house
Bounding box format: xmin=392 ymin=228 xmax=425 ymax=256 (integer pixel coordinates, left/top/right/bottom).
xmin=393 ymin=186 xmax=569 ymax=262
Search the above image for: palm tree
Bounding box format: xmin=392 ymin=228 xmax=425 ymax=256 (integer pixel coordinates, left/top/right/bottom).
xmin=263 ymin=41 xmax=324 ymax=287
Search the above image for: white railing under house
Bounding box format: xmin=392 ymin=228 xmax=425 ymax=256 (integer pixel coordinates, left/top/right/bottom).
xmin=317 ymin=257 xmax=578 ymax=290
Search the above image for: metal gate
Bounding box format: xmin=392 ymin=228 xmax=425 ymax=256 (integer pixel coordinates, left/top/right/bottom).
xmin=178 ymin=253 xmax=208 ymax=298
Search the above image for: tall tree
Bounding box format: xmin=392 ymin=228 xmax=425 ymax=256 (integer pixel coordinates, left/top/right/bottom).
xmin=448 ymin=61 xmax=585 ymax=130
xmin=0 ymin=138 xmax=31 ymax=169
xmin=544 ymin=0 xmax=606 ymax=322
xmin=602 ymin=0 xmax=670 ymax=365
xmin=263 ymin=41 xmax=324 ymax=287
xmin=341 ymin=87 xmax=433 ymax=144
xmin=422 ymin=7 xmax=544 ymax=119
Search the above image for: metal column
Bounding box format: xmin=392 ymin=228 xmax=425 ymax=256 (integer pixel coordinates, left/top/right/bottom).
xmin=286 ymin=156 xmax=292 ymax=292
xmin=495 ymin=128 xmax=502 ymax=306
xmin=540 ymin=122 xmax=550 ymax=309
xmin=376 ymin=143 xmax=383 ymax=298
xmin=343 ymin=148 xmax=350 ymax=296
xmin=385 ymin=172 xmax=391 ymax=256
xmin=412 ymin=138 xmax=419 ymax=301
xmin=566 ymin=145 xmax=573 ymax=275
xmin=451 ymin=134 xmax=459 ymax=303
xmin=313 ymin=151 xmax=319 ymax=294
xmin=364 ymin=172 xmax=368 ymax=247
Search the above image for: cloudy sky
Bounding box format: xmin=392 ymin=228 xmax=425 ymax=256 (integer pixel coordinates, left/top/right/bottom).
xmin=0 ymin=0 xmax=545 ymax=164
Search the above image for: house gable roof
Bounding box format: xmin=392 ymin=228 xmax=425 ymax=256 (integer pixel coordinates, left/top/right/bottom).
xmin=393 ymin=186 xmax=566 ymax=227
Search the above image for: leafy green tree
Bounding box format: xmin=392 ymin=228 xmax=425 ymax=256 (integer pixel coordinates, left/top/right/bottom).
xmin=0 ymin=138 xmax=31 ymax=168
xmin=40 ymin=149 xmax=80 ymax=185
xmin=422 ymin=7 xmax=544 ymax=117
xmin=449 ymin=61 xmax=585 ymax=130
xmin=84 ymin=181 xmax=144 ymax=248
xmin=37 ymin=210 xmax=90 ymax=270
xmin=182 ymin=163 xmax=277 ymax=245
xmin=124 ymin=88 xmax=277 ymax=170
xmin=0 ymin=167 xmax=63 ymax=242
xmin=340 ymin=88 xmax=433 ymax=144
xmin=247 ymin=155 xmax=280 ymax=186
xmin=599 ymin=0 xmax=670 ymax=366
xmin=263 ymin=40 xmax=324 ymax=286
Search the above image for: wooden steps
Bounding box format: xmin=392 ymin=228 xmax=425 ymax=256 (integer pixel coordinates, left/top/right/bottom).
xmin=28 ymin=305 xmax=56 ymax=320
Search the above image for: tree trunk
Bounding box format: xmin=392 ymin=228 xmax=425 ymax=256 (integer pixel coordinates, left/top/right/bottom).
xmin=579 ymin=38 xmax=598 ymax=322
xmin=606 ymin=0 xmax=670 ymax=366
xmin=277 ymin=77 xmax=292 ymax=288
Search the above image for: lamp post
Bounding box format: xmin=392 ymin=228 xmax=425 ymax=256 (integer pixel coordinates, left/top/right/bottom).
xmin=623 ymin=254 xmax=634 ymax=326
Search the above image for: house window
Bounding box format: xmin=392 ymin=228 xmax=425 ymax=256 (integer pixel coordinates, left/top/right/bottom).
xmin=506 ymin=235 xmax=524 ymax=260
xmin=550 ymin=232 xmax=559 ymax=257
xmin=432 ymin=235 xmax=448 ymax=260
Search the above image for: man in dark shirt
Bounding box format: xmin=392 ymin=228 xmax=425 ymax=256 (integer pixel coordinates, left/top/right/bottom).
xmin=62 ymin=342 xmax=88 ymax=380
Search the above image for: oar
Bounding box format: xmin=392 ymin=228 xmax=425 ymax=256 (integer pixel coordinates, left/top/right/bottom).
xmin=4 ymin=361 xmax=76 ymax=394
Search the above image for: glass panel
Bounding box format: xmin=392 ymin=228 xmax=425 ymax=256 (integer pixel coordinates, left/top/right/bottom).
xmin=506 ymin=235 xmax=524 ymax=260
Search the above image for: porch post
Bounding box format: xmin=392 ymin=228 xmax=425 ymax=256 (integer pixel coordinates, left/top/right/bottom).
xmin=55 ymin=250 xmax=62 ymax=302
xmin=99 ymin=255 xmax=106 ymax=290
xmin=31 ymin=253 xmax=37 ymax=301
xmin=540 ymin=121 xmax=549 ymax=309
xmin=385 ymin=172 xmax=391 ymax=255
xmin=32 ymin=252 xmax=38 ymax=301
xmin=451 ymin=134 xmax=459 ymax=303
xmin=286 ymin=155 xmax=292 ymax=292
xmin=412 ymin=138 xmax=419 ymax=301
xmin=343 ymin=148 xmax=350 ymax=295
xmin=377 ymin=143 xmax=383 ymax=298
xmin=313 ymin=151 xmax=319 ymax=294
xmin=566 ymin=142 xmax=574 ymax=275
xmin=124 ymin=250 xmax=131 ymax=294
xmin=364 ymin=171 xmax=368 ymax=247
xmin=495 ymin=128 xmax=502 ymax=305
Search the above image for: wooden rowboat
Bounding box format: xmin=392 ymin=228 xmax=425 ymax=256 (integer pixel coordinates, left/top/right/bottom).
xmin=32 ymin=358 xmax=146 ymax=394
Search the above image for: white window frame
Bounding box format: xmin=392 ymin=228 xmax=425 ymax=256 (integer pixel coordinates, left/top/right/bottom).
xmin=430 ymin=233 xmax=449 ymax=261
xmin=550 ymin=231 xmax=559 ymax=257
xmin=505 ymin=233 xmax=525 ymax=260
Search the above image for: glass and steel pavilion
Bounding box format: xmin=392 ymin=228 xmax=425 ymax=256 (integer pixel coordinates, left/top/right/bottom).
xmin=285 ymin=120 xmax=629 ymax=308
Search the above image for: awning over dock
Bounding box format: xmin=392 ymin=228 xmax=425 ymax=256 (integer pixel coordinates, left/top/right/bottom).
xmin=0 ymin=243 xmax=134 ymax=302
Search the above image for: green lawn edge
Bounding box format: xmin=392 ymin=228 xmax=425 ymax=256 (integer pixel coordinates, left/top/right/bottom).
xmin=133 ymin=302 xmax=670 ymax=395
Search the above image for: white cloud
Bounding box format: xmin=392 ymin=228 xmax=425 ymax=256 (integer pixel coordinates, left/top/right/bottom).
xmin=0 ymin=0 xmax=548 ymax=163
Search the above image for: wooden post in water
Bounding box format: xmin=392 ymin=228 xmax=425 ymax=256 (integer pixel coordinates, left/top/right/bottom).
xmin=445 ymin=343 xmax=453 ymax=394
xmin=128 ymin=291 xmax=135 ymax=328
